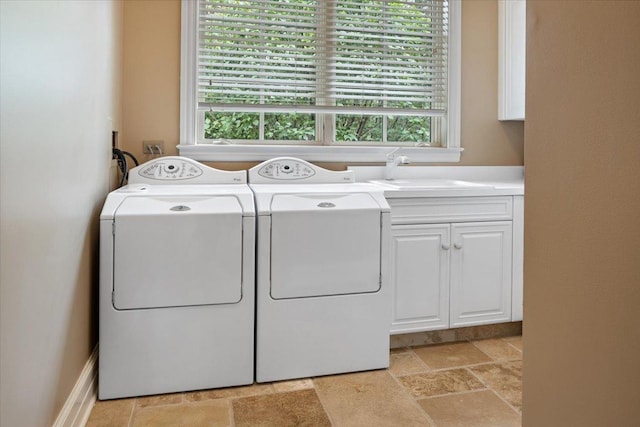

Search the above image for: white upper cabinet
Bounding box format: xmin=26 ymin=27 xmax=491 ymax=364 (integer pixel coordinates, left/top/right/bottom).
xmin=498 ymin=0 xmax=526 ymax=121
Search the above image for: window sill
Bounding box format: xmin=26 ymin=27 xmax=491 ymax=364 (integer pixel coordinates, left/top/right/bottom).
xmin=177 ymin=144 xmax=462 ymax=163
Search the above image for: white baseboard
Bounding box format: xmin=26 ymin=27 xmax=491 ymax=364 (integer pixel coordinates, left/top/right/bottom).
xmin=53 ymin=345 xmax=98 ymax=427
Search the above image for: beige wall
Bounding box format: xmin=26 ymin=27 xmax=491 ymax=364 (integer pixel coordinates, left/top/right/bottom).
xmin=523 ymin=1 xmax=640 ymax=426
xmin=459 ymin=0 xmax=523 ymax=165
xmin=121 ymin=0 xmax=523 ymax=167
xmin=122 ymin=0 xmax=180 ymax=162
xmin=0 ymin=1 xmax=122 ymax=425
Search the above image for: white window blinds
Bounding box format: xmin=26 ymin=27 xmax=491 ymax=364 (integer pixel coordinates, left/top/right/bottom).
xmin=197 ymin=0 xmax=448 ymax=117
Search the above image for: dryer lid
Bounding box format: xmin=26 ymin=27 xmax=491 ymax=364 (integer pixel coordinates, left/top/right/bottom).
xmin=115 ymin=195 xmax=243 ymax=217
xmin=270 ymin=193 xmax=381 ymax=213
xmin=112 ymin=195 xmax=245 ymax=310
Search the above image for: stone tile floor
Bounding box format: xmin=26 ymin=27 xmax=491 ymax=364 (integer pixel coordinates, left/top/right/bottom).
xmin=87 ymin=335 xmax=522 ymax=427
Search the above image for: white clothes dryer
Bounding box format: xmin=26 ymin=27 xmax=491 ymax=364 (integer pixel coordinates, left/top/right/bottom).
xmin=99 ymin=157 xmax=255 ymax=399
xmin=248 ymin=157 xmax=391 ymax=383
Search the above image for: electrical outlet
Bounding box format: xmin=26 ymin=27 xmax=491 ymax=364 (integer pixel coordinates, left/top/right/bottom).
xmin=142 ymin=140 xmax=165 ymax=155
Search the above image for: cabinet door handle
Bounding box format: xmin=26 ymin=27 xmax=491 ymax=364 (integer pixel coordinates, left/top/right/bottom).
xmin=441 ymin=244 xmax=450 ymax=250
xmin=454 ymin=243 xmax=463 ymax=250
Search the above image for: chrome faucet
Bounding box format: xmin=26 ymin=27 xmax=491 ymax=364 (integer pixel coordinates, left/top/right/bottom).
xmin=385 ymin=149 xmax=410 ymax=180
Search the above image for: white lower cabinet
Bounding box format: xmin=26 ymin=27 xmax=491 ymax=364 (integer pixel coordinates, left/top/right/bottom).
xmin=391 ymin=225 xmax=450 ymax=332
xmin=449 ymin=222 xmax=512 ymax=327
xmin=390 ymin=196 xmax=519 ymax=334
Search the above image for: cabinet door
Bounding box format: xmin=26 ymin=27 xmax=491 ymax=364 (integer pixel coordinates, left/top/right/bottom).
xmin=391 ymin=224 xmax=450 ymax=334
xmin=450 ymin=222 xmax=512 ymax=327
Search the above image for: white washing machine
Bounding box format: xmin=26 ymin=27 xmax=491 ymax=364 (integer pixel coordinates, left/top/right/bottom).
xmin=99 ymin=156 xmax=255 ymax=399
xmin=249 ymin=157 xmax=391 ymax=383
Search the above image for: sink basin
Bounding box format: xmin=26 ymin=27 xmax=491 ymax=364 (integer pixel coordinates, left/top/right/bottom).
xmin=370 ymin=179 xmax=494 ymax=190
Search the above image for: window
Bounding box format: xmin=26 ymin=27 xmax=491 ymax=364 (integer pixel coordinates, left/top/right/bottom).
xmin=180 ymin=0 xmax=461 ymax=162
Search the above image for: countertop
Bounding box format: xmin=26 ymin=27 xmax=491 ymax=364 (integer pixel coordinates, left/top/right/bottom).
xmin=347 ymin=166 xmax=524 ymax=198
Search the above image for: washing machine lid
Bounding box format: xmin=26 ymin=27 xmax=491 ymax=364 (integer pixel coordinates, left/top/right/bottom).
xmin=112 ymin=195 xmax=244 ymax=310
xmin=270 ymin=192 xmax=381 ymax=213
xmin=269 ymin=193 xmax=382 ymax=299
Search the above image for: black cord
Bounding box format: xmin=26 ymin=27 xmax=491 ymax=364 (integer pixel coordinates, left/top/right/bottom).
xmin=112 ymin=148 xmax=126 ymax=186
xmin=121 ymin=150 xmax=139 ymax=167
xmin=112 ymin=149 xmax=140 ymax=186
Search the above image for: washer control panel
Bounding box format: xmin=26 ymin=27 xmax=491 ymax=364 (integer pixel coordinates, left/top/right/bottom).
xmin=249 ymin=157 xmax=354 ymax=184
xmin=258 ymin=159 xmax=316 ymax=180
xmin=138 ymin=159 xmax=204 ymax=180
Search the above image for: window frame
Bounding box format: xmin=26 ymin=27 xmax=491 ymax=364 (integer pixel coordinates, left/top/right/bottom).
xmin=179 ymin=0 xmax=462 ymax=163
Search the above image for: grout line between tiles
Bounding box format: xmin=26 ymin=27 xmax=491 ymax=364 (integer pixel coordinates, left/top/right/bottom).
xmin=468 ymin=339 xmax=499 ymax=360
xmin=388 ymin=349 xmax=433 ymax=376
xmin=468 ymin=339 xmax=523 ymax=363
xmin=308 ymin=377 xmax=337 ymax=427
xmin=416 ymin=387 xmax=493 ymax=401
xmin=228 ymin=397 xmax=236 ymax=427
xmin=126 ymin=399 xmax=136 ymax=427
xmin=386 ymin=367 xmax=438 ymax=427
xmin=487 ymin=388 xmax=522 ymax=416
xmin=503 ymin=339 xmax=523 ymax=353
xmin=394 ymin=359 xmax=508 ymax=377
xmin=406 ymin=347 xmax=435 ymax=372
xmin=463 ymin=366 xmax=522 ymax=415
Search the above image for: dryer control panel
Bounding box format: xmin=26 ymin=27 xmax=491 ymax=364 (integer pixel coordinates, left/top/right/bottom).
xmin=138 ymin=158 xmax=204 ymax=180
xmin=128 ymin=156 xmax=246 ymax=185
xmin=249 ymin=157 xmax=354 ymax=184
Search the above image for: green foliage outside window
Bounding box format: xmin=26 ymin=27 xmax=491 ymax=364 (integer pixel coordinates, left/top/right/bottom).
xmin=205 ymin=111 xmax=431 ymax=143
